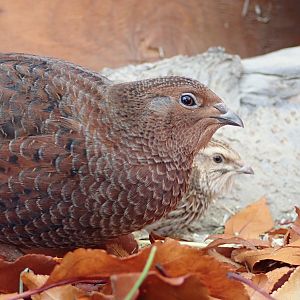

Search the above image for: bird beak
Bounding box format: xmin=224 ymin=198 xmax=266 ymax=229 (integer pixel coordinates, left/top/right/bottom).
xmin=211 ymin=103 xmax=244 ymax=127
xmin=237 ymin=165 xmax=254 ymax=175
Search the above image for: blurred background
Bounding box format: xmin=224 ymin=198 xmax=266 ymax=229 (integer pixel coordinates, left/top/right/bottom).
xmin=0 ymin=0 xmax=299 ymax=70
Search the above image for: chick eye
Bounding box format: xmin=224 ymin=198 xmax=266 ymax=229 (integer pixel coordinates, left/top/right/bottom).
xmin=179 ymin=93 xmax=197 ymax=108
xmin=213 ymin=154 xmax=224 ymax=164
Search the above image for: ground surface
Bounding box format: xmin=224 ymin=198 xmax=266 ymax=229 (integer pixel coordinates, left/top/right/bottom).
xmin=101 ymin=47 xmax=300 ymax=239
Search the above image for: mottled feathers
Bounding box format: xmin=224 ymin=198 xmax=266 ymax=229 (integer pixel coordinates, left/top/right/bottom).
xmin=0 ymin=53 xmax=242 ymax=247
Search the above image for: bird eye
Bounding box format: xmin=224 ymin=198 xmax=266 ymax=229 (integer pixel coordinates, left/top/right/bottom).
xmin=179 ymin=93 xmax=197 ymax=108
xmin=213 ymin=154 xmax=224 ymax=163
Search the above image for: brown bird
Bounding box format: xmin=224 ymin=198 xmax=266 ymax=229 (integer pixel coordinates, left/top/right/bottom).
xmin=146 ymin=139 xmax=254 ymax=237
xmin=0 ymin=53 xmax=243 ymax=248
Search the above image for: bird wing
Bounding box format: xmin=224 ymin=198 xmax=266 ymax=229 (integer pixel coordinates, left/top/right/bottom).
xmin=0 ymin=53 xmax=112 ymax=247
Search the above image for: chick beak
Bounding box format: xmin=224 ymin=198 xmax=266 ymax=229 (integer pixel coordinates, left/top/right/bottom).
xmin=212 ymin=103 xmax=244 ymax=127
xmin=237 ymin=165 xmax=254 ymax=175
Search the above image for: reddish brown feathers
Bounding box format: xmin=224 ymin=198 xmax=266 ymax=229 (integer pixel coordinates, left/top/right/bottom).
xmin=0 ymin=53 xmax=242 ymax=248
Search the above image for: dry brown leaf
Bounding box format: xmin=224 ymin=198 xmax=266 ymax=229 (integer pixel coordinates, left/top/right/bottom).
xmin=267 ymin=228 xmax=289 ymax=236
xmin=78 ymin=295 xmax=113 ymax=300
xmin=84 ymin=272 xmax=211 ymax=300
xmin=140 ymin=272 xmax=210 ymax=300
xmin=207 ymin=249 xmax=243 ymax=269
xmin=46 ymin=240 xmax=202 ymax=283
xmin=44 ymin=239 xmax=248 ymax=299
xmin=287 ymin=207 xmax=300 ymax=244
xmin=225 ymin=197 xmax=274 ymax=239
xmin=287 ymin=239 xmax=300 ymax=247
xmin=110 ymin=273 xmax=140 ymax=300
xmin=271 ymin=266 xmax=300 ymax=299
xmin=22 ymin=270 xmax=85 ymax=300
xmin=288 ymin=228 xmax=300 ymax=244
xmin=77 ymin=296 xmax=112 ymax=300
xmin=234 ymin=247 xmax=300 ymax=271
xmin=242 ymin=273 xmax=269 ymax=300
xmin=0 ymin=294 xmax=18 ymax=300
xmin=0 ymin=254 xmax=58 ymax=293
xmin=241 ymin=266 xmax=293 ymax=299
xmin=265 ymin=267 xmax=293 ymax=293
xmin=206 ymin=236 xmax=269 ymax=250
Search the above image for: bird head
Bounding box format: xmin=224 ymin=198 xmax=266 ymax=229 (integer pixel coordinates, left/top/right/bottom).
xmin=192 ymin=139 xmax=254 ymax=198
xmin=107 ymin=77 xmax=243 ymax=161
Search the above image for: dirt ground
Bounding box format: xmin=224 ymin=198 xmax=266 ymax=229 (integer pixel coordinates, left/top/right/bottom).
xmin=101 ymin=47 xmax=300 ymax=240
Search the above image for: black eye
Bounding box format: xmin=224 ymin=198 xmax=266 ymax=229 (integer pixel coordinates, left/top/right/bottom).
xmin=179 ymin=93 xmax=197 ymax=108
xmin=213 ymin=154 xmax=224 ymax=164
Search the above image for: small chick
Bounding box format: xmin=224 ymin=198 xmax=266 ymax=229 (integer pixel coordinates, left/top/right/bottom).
xmin=146 ymin=139 xmax=253 ymax=237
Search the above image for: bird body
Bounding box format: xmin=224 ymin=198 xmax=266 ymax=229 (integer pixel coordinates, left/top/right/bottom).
xmin=147 ymin=139 xmax=254 ymax=237
xmin=0 ymin=53 xmax=243 ymax=248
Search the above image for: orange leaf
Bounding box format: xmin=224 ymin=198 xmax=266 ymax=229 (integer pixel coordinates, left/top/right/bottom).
xmin=0 ymin=294 xmax=18 ymax=300
xmin=271 ymin=266 xmax=300 ymax=299
xmin=21 ymin=270 xmax=85 ymax=300
xmin=225 ymin=197 xmax=274 ymax=239
xmin=242 ymin=266 xmax=292 ymax=299
xmin=44 ymin=240 xmax=248 ymax=299
xmin=243 ymin=273 xmax=269 ymax=300
xmin=0 ymin=254 xmax=58 ymax=293
xmin=206 ymin=236 xmax=269 ymax=250
xmin=140 ymin=272 xmax=210 ymax=300
xmin=110 ymin=273 xmax=140 ymax=300
xmin=234 ymin=247 xmax=300 ymax=271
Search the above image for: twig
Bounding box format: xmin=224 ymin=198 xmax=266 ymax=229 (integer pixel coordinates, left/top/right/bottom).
xmin=7 ymin=278 xmax=107 ymax=300
xmin=124 ymin=245 xmax=157 ymax=300
xmin=228 ymin=272 xmax=275 ymax=300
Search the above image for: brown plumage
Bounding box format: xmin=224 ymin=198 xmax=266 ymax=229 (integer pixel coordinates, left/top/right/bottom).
xmin=146 ymin=139 xmax=254 ymax=237
xmin=0 ymin=53 xmax=243 ymax=248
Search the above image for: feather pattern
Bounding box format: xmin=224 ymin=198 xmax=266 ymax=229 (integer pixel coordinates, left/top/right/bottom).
xmin=0 ymin=53 xmax=240 ymax=247
xmin=147 ymin=139 xmax=253 ymax=237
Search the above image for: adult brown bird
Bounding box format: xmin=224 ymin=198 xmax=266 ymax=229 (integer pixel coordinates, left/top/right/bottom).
xmin=0 ymin=53 xmax=243 ymax=248
xmin=146 ymin=139 xmax=254 ymax=237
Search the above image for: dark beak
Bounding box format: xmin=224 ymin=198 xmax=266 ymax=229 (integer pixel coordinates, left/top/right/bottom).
xmin=212 ymin=103 xmax=244 ymax=128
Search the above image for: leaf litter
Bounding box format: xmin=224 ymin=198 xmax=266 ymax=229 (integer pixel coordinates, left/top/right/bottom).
xmin=0 ymin=197 xmax=299 ymax=299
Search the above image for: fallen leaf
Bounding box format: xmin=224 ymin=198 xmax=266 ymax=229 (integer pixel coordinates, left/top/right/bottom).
xmin=287 ymin=207 xmax=300 ymax=244
xmin=227 ymin=272 xmax=272 ymax=300
xmin=110 ymin=273 xmax=140 ymax=300
xmin=22 ymin=270 xmax=85 ymax=300
xmin=0 ymin=293 xmax=18 ymax=300
xmin=224 ymin=198 xmax=274 ymax=239
xmin=241 ymin=266 xmax=292 ymax=299
xmin=267 ymin=228 xmax=289 ymax=236
xmin=0 ymin=254 xmax=58 ymax=293
xmin=234 ymin=247 xmax=300 ymax=271
xmin=90 ymin=272 xmax=211 ymax=300
xmin=206 ymin=236 xmax=269 ymax=250
xmin=271 ymin=266 xmax=300 ymax=299
xmin=43 ymin=240 xmax=248 ymax=299
xmin=243 ymin=274 xmax=269 ymax=300
xmin=207 ymin=249 xmax=242 ymax=269
xmin=139 ymin=272 xmax=210 ymax=300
